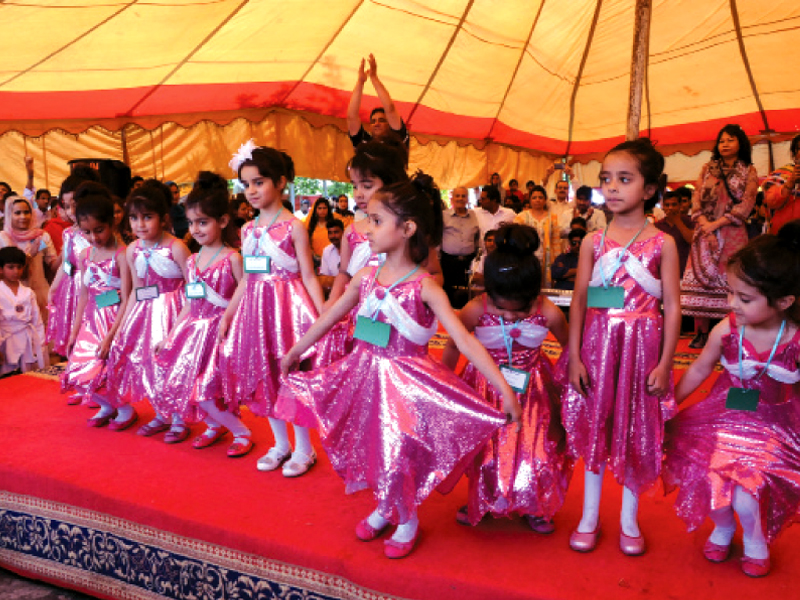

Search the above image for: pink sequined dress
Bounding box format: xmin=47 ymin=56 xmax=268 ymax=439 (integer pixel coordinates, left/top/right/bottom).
xmin=154 ymin=252 xmax=238 ymax=422
xmin=663 ymin=314 xmax=800 ymax=543
xmin=61 ymin=247 xmax=124 ymax=401
xmin=106 ymin=239 xmax=185 ymax=408
xmin=562 ymin=231 xmax=677 ymax=494
xmin=47 ymin=226 xmax=89 ymax=356
xmin=459 ymin=301 xmax=573 ymax=524
xmin=220 ymin=219 xmax=319 ymax=416
xmin=276 ymin=267 xmax=507 ymax=524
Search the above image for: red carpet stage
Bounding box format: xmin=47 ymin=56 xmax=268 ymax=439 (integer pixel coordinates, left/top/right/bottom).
xmin=1 ymin=357 xmax=798 ymax=600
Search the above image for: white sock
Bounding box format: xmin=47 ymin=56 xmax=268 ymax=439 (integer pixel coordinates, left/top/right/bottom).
xmin=292 ymin=425 xmax=313 ymax=456
xmin=114 ymin=404 xmax=134 ymax=423
xmin=146 ymin=416 xmax=166 ymax=428
xmin=391 ymin=514 xmax=419 ymax=543
xmin=708 ymin=506 xmax=736 ymax=545
xmin=733 ymin=485 xmax=769 ymax=560
xmin=171 ymin=414 xmax=185 ymax=428
xmin=268 ymin=417 xmax=292 ymax=453
xmin=620 ymin=485 xmax=641 ymax=537
xmin=204 ymin=415 xmax=220 ymax=429
xmin=367 ymin=509 xmax=389 ymax=531
xmin=200 ymin=400 xmax=249 ymax=438
xmin=93 ymin=405 xmax=115 ymax=419
xmin=578 ymin=465 xmax=605 ymax=533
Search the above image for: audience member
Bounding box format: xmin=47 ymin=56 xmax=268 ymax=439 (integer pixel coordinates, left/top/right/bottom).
xmin=475 ymin=186 xmax=515 ymax=252
xmin=334 ymin=194 xmax=355 ymax=228
xmin=347 ymin=54 xmax=409 ymax=148
xmin=469 ymin=229 xmax=497 ymax=288
xmin=763 ymin=133 xmax=800 ymax=233
xmin=318 ymin=218 xmax=344 ymax=294
xmin=441 ymin=186 xmax=479 ymax=307
xmin=655 ymin=192 xmax=693 ymax=277
xmin=307 ymin=197 xmax=333 ymax=266
xmin=550 ymin=228 xmax=586 ymax=290
xmin=558 ymin=185 xmax=605 ymax=236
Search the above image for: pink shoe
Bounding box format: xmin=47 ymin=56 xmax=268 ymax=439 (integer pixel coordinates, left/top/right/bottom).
xmin=355 ymin=518 xmax=390 ymax=542
xmin=569 ymin=524 xmax=600 ymax=552
xmin=137 ymin=421 xmax=170 ymax=437
xmin=67 ymin=394 xmax=82 ymax=406
xmin=164 ymin=426 xmax=190 ymax=444
xmin=192 ymin=427 xmax=227 ymax=449
xmin=227 ymin=436 xmax=254 ymax=458
xmin=87 ymin=410 xmax=116 ymax=428
xmin=741 ymin=555 xmax=770 ymax=578
xmin=384 ymin=530 xmax=420 ymax=559
xmin=108 ymin=411 xmax=138 ymax=432
xmin=525 ymin=515 xmax=556 ymax=535
xmin=703 ymin=539 xmax=731 ymax=563
xmin=620 ymin=532 xmax=646 ymax=556
xmin=83 ymin=398 xmax=100 ymax=409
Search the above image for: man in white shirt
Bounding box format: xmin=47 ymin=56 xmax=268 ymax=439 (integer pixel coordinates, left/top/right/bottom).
xmin=441 ymin=186 xmax=479 ymax=307
xmin=475 ymin=186 xmax=515 ymax=251
xmin=294 ymin=198 xmax=311 ymax=221
xmin=558 ymin=185 xmax=606 ymax=237
xmin=318 ymin=218 xmax=344 ymax=295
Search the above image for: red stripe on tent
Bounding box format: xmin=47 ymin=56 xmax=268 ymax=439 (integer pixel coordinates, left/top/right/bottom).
xmin=1 ymin=81 xmax=799 ymax=154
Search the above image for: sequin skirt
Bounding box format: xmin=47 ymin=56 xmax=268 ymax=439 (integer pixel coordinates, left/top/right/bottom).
xmin=47 ymin=273 xmax=81 ymax=356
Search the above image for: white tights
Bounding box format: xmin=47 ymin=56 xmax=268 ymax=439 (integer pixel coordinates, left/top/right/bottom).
xmin=268 ymin=417 xmax=312 ymax=456
xmin=577 ymin=465 xmax=641 ymax=537
xmin=199 ymin=400 xmax=250 ymax=438
xmin=709 ymin=485 xmax=768 ymax=559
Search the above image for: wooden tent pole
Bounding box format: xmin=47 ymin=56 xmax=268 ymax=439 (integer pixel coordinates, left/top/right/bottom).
xmin=121 ymin=124 xmax=130 ymax=166
xmin=626 ymin=0 xmax=652 ymax=141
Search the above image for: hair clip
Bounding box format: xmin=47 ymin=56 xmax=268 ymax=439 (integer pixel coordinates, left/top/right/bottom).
xmin=229 ymin=139 xmax=258 ymax=174
xmin=499 ymin=265 xmax=516 ymax=272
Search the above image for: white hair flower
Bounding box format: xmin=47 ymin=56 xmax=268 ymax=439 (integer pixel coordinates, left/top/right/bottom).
xmin=229 ymin=139 xmax=258 ymax=175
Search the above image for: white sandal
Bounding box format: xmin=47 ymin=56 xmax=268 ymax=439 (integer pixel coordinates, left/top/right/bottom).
xmin=256 ymin=447 xmax=292 ymax=472
xmin=282 ymin=450 xmax=317 ymax=478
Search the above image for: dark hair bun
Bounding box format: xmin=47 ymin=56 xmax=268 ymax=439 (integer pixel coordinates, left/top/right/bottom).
xmin=197 ymin=170 xmax=228 ymax=191
xmin=494 ymin=223 xmax=540 ymax=255
xmin=777 ymin=219 xmax=800 ymax=253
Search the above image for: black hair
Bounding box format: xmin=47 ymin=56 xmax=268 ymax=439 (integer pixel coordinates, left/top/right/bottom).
xmin=605 ymin=137 xmax=665 ymax=211
xmin=484 ymin=224 xmax=542 ymax=308
xmin=131 ymin=175 xmax=144 ymax=185
xmin=307 ymin=197 xmax=333 ymax=243
xmin=528 ymin=185 xmax=547 ymax=200
xmin=676 ymin=186 xmax=693 ymax=200
xmin=282 ymin=200 xmax=294 ymax=213
xmin=791 ymin=134 xmax=800 ymax=157
xmin=509 ymin=179 xmax=518 ymax=186
xmin=60 ymin=166 xmax=100 ymax=200
xmin=0 ymin=246 xmax=26 ymax=268
xmin=375 ymin=171 xmax=443 ymax=264
xmin=75 ymin=193 xmax=115 ymax=226
xmin=35 ymin=189 xmax=51 ymax=200
xmin=568 ymin=228 xmax=587 ymax=242
xmin=482 ymin=185 xmax=501 ymax=204
xmin=230 ymin=193 xmax=249 ymax=212
xmin=348 ymin=139 xmax=408 ymax=185
xmin=9 ymin=196 xmax=32 ymax=212
xmin=327 ymin=218 xmax=345 ymax=231
xmin=0 ymin=181 xmax=9 ymax=191
xmin=484 ymin=229 xmax=497 ymax=241
xmin=237 ymin=146 xmax=295 ymax=189
xmin=576 ymin=185 xmax=593 ymax=200
xmin=369 ymin=107 xmax=386 ymax=120
xmin=74 ymin=181 xmax=112 ymax=202
xmin=525 ymin=180 xmax=535 ymax=188
xmin=711 ymin=124 xmax=752 ymax=166
xmin=127 ymin=181 xmax=170 ymax=219
xmin=186 ymin=171 xmax=238 ymax=248
xmin=570 ymin=216 xmax=588 ymax=229
xmin=727 ymin=219 xmax=800 ymax=323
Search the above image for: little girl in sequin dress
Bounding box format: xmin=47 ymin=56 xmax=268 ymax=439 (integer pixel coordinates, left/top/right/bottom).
xmin=442 ymin=223 xmax=572 ymax=533
xmin=46 ymin=175 xmax=92 ymax=362
xmin=277 ymin=173 xmax=522 ymax=559
xmin=219 ymin=142 xmax=325 ymax=470
xmin=565 ymin=138 xmax=681 ymax=556
xmin=61 ymin=194 xmax=132 ymax=424
xmin=153 ymin=171 xmax=244 ymax=449
xmin=103 ymin=184 xmax=189 ymax=433
xmin=663 ymin=221 xmax=800 ymax=578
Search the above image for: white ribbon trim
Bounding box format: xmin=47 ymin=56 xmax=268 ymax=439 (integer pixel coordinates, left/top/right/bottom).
xmin=720 ymin=355 xmax=800 ymax=384
xmin=357 ymin=290 xmax=438 ymax=346
xmin=589 ymin=247 xmax=662 ymax=299
xmin=134 ymin=246 xmax=184 ymax=280
xmin=474 ymin=321 xmax=549 ymax=350
xmin=242 ymin=226 xmax=299 ymax=273
xmin=189 ymin=270 xmax=230 ymax=309
xmin=83 ymin=264 xmax=121 ymax=290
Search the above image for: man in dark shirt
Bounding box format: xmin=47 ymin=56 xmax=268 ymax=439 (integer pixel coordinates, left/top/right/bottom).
xmin=551 ymin=229 xmax=586 ymax=290
xmin=347 ymin=54 xmax=409 ymax=149
xmin=655 ymin=192 xmax=693 ymax=277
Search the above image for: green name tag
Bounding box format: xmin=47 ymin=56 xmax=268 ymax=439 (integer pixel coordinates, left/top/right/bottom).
xmin=500 ymin=364 xmax=531 ymax=394
xmin=353 ymin=315 xmax=391 ymax=348
xmin=725 ymin=387 xmax=760 ymax=411
xmin=185 ymin=282 xmax=207 ymax=299
xmin=587 ymin=285 xmax=625 ymax=309
xmin=244 ymin=255 xmax=271 ymax=273
xmin=96 ymin=290 xmax=121 ymax=308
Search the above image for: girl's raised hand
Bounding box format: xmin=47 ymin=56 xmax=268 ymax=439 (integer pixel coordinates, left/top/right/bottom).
xmin=569 ymin=357 xmax=591 ymax=396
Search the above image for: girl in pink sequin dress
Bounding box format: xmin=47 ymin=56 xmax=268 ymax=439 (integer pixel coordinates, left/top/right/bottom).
xmin=565 ymin=139 xmax=681 ymax=556
xmin=61 ymin=194 xmax=132 ymax=425
xmin=664 ymin=222 xmax=800 ymax=578
xmin=278 ymin=174 xmax=522 ymax=559
xmin=219 ymin=143 xmax=325 ymax=470
xmin=104 ymin=184 xmax=190 ymax=433
xmin=154 ymin=172 xmax=244 ymax=449
xmin=442 ymin=224 xmax=572 ymax=533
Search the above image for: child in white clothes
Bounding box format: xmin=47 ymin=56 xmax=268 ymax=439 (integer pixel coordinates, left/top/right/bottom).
xmin=0 ymin=246 xmax=48 ymax=375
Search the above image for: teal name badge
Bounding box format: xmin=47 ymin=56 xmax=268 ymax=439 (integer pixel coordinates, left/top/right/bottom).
xmin=244 ymin=255 xmax=271 ymax=273
xmin=587 ymin=285 xmax=624 ymax=309
xmin=185 ymin=281 xmax=207 ymax=299
xmin=725 ymin=387 xmax=760 ymax=411
xmin=500 ymin=364 xmax=530 ymax=394
xmin=63 ymin=261 xmax=74 ymax=276
xmin=353 ymin=315 xmax=391 ymax=348
xmin=135 ymin=285 xmax=159 ymax=302
xmin=96 ymin=290 xmax=121 ymax=308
